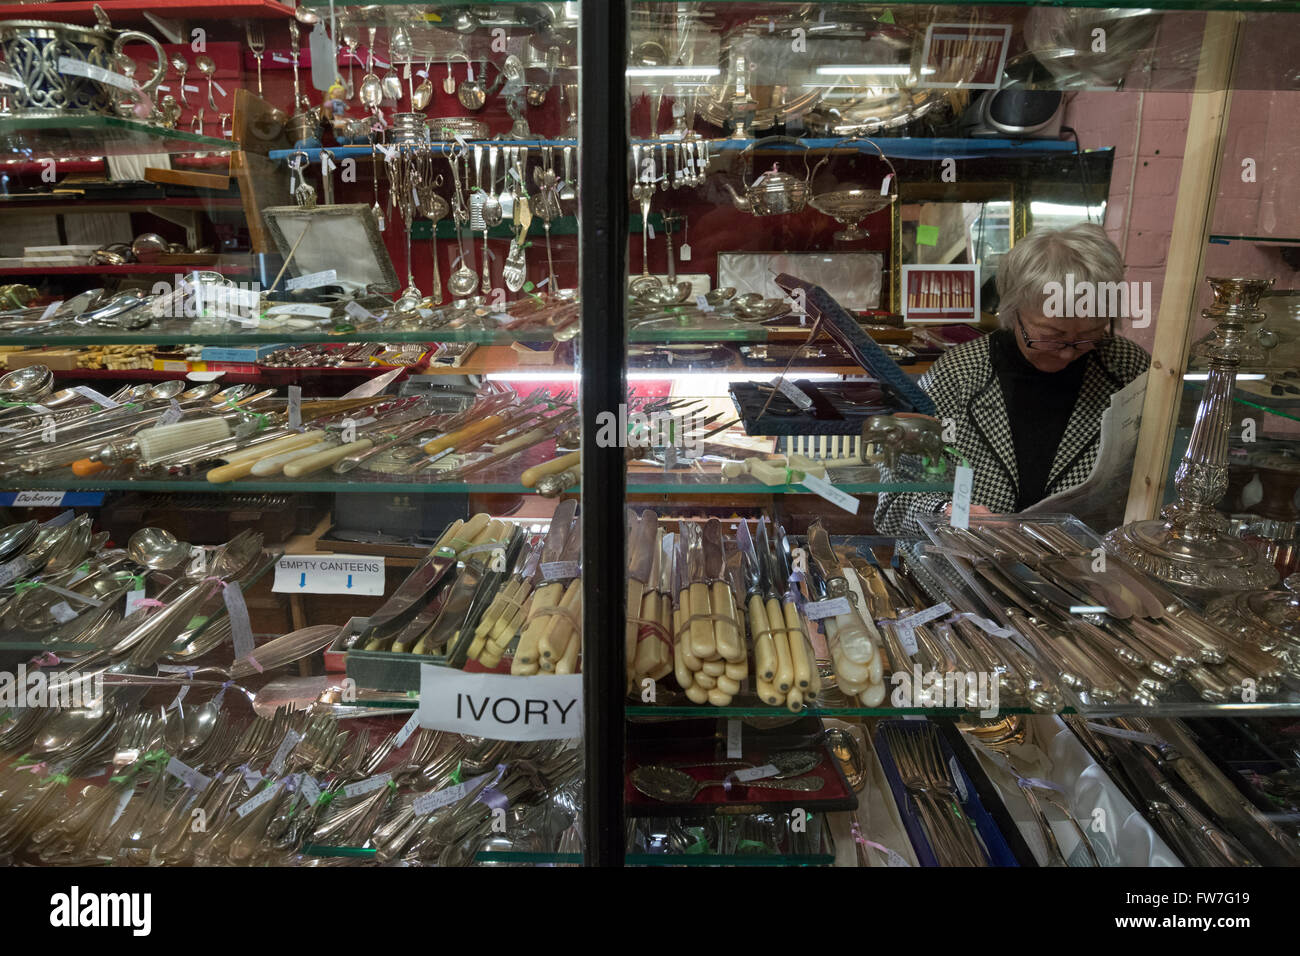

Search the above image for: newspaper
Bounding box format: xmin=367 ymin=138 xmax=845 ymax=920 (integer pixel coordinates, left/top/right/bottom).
xmin=1023 ymin=372 xmax=1149 ymax=530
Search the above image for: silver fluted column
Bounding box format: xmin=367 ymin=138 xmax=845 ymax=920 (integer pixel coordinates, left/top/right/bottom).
xmin=1106 ymin=276 xmax=1280 ymax=596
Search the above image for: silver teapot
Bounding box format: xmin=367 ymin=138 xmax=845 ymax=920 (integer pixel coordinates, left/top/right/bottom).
xmin=0 ymin=4 xmax=165 ymax=117
xmin=724 ymin=135 xmax=827 ymax=216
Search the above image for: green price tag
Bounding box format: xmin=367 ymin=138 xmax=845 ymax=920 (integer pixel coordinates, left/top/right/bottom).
xmin=916 ymin=224 xmax=940 ymax=246
xmin=879 ymin=9 xmax=895 ymax=23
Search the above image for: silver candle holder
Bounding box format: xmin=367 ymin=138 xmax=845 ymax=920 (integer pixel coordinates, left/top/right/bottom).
xmin=1106 ymin=276 xmax=1281 ymax=596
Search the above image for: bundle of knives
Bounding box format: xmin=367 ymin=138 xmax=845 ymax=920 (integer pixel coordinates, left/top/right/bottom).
xmin=921 ymin=518 xmax=1295 ymax=708
xmin=358 ymin=501 xmax=583 ymax=674
xmin=624 ymin=514 xmax=820 ymax=712
xmin=1068 ymin=716 xmax=1300 ymax=866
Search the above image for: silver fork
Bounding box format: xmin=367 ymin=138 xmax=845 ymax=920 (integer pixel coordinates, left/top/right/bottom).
xmin=246 ymin=22 xmax=265 ymax=97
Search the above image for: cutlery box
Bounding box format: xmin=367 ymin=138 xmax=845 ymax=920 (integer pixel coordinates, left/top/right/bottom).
xmin=624 ymin=716 xmax=859 ymax=818
xmin=338 ymin=614 xmax=450 ymax=690
xmin=874 ymin=719 xmax=1022 ymax=866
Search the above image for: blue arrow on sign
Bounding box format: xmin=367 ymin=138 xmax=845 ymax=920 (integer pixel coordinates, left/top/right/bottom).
xmin=347 ymin=574 xmax=353 ymax=589
xmin=299 ymin=572 xmax=306 ymax=588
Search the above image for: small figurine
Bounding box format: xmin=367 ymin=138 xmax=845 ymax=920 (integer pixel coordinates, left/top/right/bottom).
xmin=323 ymin=80 xmax=349 ymax=131
xmin=861 ymin=413 xmax=949 ymax=474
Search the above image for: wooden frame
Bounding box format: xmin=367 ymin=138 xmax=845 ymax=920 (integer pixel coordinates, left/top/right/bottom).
xmin=1122 ymin=12 xmax=1245 ymax=523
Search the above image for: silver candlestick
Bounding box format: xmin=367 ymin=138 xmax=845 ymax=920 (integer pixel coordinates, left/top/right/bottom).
xmin=1106 ymin=276 xmax=1280 ymax=596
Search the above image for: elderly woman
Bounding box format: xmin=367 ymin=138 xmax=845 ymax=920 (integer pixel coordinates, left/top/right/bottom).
xmin=875 ymin=223 xmax=1150 ymax=537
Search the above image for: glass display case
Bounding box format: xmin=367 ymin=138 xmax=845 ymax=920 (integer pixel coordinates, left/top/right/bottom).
xmin=0 ymin=0 xmax=1298 ymax=872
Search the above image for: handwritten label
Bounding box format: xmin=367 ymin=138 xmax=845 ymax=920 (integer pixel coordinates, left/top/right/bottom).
xmin=394 ymin=711 xmax=420 ymax=748
xmin=159 ymin=399 xmax=183 ymax=427
xmin=268 ymin=303 xmax=333 ymax=319
xmin=235 ymin=780 xmax=282 ymax=818
xmin=799 ymin=473 xmax=859 ymax=514
xmin=803 ymin=596 xmax=851 ymax=621
xmin=418 ymin=667 xmax=582 ymax=742
xmin=58 ymin=56 xmax=134 ymax=92
xmin=776 ymin=379 xmax=814 ymax=410
xmin=166 ymin=757 xmax=211 ymax=792
xmin=959 ymin=613 xmax=1017 ymax=640
xmin=949 ymin=754 xmax=969 ymax=802
xmin=268 ymin=729 xmax=302 ymax=776
xmin=240 ymin=765 xmax=264 ymax=789
xmin=287 ymin=385 xmax=302 ymax=430
xmin=286 ymin=269 xmax=337 ymax=291
xmin=343 ymin=772 xmax=391 ymax=799
xmin=299 ymin=775 xmax=321 ymax=806
xmin=895 ymin=603 xmax=952 ymax=633
xmin=950 ymin=465 xmax=974 ymax=530
xmin=273 ymin=554 xmax=385 ymax=596
xmin=726 ymin=719 xmax=742 ymax=759
xmin=412 ymin=772 xmax=492 ymax=815
xmin=732 ymin=763 xmax=778 ymax=783
xmin=344 ymin=301 xmax=376 ymax=322
xmin=694 ymin=294 xmax=714 ymax=313
xmin=1084 ymin=722 xmax=1167 ymax=748
xmin=223 ymin=582 xmax=255 ymax=661
xmin=72 ymin=386 xmax=119 ymax=409
xmin=540 ymin=560 xmax=580 ymax=582
xmin=13 ymin=491 xmax=64 ymax=507
xmin=49 ymin=601 xmax=77 ymax=624
xmin=0 ymin=558 xmax=32 ymax=587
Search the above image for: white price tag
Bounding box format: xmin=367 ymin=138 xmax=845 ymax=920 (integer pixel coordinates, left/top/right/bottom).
xmin=885 ymin=847 xmax=911 ymax=867
xmin=72 ymin=386 xmax=119 ymax=409
xmin=413 ymin=774 xmax=489 ymax=815
xmin=49 ymin=601 xmax=78 ymax=624
xmin=0 ymin=557 xmax=32 ymax=587
xmin=959 ymin=613 xmax=1018 ymax=640
xmin=895 ymin=622 xmax=919 ymax=657
xmin=299 ymin=775 xmax=322 ymax=806
xmin=110 ymin=788 xmax=133 ymax=825
xmin=1083 ymin=722 xmax=1167 ymax=748
xmin=896 ymin=603 xmax=952 ymax=633
xmin=679 ymin=243 xmax=692 ymax=261
xmin=40 ymin=300 xmax=63 ymax=320
xmin=213 ymin=79 xmax=227 ymax=97
xmin=240 ymin=766 xmax=264 ymax=789
xmin=165 ymin=757 xmax=211 ymax=792
xmin=394 ymin=711 xmax=421 ymax=748
xmin=13 ymin=491 xmax=65 ymax=507
xmin=268 ymin=303 xmax=333 ymax=319
xmin=950 ymin=464 xmax=974 ymax=530
xmin=540 ymin=560 xmax=580 ymax=581
xmin=417 ymin=667 xmax=582 ymax=742
xmin=272 ymin=53 xmax=291 ymax=63
xmin=183 ymin=84 xmax=200 ymax=93
xmin=235 ymin=780 xmax=283 ymax=818
xmin=880 ymin=174 xmax=894 ymax=196
xmin=694 ymin=294 xmax=714 ymax=313
xmin=287 ymin=385 xmax=302 ymax=430
xmin=799 ymin=473 xmax=859 ymax=514
xmin=273 ymin=554 xmax=385 ymax=596
xmin=776 ymin=378 xmax=814 ymax=410
xmin=344 ymin=301 xmax=376 ymax=322
xmin=268 ymin=729 xmax=302 ymax=776
xmin=732 ymin=763 xmax=779 ymax=783
xmin=949 ymin=754 xmax=969 ymax=802
xmin=285 ymin=269 xmax=337 ymax=291
xmin=58 ymin=56 xmax=134 ymax=91
xmin=726 ymin=719 xmax=742 ymax=759
xmin=802 ymin=596 xmax=851 ymax=621
xmin=343 ymin=772 xmax=391 ymax=798
xmin=159 ymin=399 xmax=183 ymax=427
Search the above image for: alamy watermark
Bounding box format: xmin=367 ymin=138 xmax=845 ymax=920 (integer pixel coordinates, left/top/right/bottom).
xmin=0 ymin=665 xmax=104 ymax=711
xmin=149 ymin=275 xmax=263 ymax=322
xmin=890 ymin=666 xmax=999 ymax=718
xmin=594 ymin=405 xmax=704 ymax=453
xmin=1042 ymin=274 xmax=1153 ymax=329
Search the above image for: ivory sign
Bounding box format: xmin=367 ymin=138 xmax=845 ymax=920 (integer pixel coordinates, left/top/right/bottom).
xmin=418 ymin=666 xmax=582 ymax=741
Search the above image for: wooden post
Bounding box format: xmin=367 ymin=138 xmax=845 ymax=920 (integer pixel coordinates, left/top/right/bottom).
xmin=1123 ymin=12 xmax=1243 ymax=523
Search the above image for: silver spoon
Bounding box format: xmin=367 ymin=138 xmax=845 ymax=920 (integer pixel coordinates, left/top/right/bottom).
xmin=359 ymin=28 xmax=383 ymax=110
xmin=195 ymin=54 xmax=219 ymax=111
xmin=126 ymin=527 xmax=190 ymax=571
xmin=170 ymin=53 xmax=189 ymax=109
xmin=411 ymin=57 xmax=433 ymax=111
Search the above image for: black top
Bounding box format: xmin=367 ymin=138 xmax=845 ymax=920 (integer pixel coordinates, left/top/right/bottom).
xmin=988 ymin=329 xmax=1089 ymax=510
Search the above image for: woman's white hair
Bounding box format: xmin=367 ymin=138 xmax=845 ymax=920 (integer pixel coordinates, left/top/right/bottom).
xmin=996 ymin=222 xmax=1124 ymax=328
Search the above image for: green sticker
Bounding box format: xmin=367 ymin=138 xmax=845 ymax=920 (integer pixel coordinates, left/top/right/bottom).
xmin=523 ymin=281 xmax=534 ymax=292
xmin=185 ymin=615 xmax=208 ymax=631
xmin=879 ymin=9 xmax=895 ymax=23
xmin=916 ymin=224 xmax=940 ymax=246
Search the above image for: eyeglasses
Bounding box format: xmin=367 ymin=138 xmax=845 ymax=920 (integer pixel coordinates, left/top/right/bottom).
xmin=1016 ymin=313 xmax=1113 ymax=352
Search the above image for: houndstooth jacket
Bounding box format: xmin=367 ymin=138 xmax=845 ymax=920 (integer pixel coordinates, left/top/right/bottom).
xmin=874 ymin=334 xmax=1150 ymax=538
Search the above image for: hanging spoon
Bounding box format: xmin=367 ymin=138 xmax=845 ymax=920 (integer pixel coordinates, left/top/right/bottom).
xmin=411 ymin=57 xmax=433 ymax=111
xmin=359 ymin=27 xmax=383 ymax=111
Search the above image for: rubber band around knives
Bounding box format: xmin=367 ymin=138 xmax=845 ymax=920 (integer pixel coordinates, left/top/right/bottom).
xmin=631 ymin=617 xmax=671 ymax=649
xmin=530 ymin=604 xmax=581 ymax=633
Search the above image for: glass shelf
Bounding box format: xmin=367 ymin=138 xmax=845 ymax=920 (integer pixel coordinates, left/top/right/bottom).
xmin=1184 ymin=381 xmax=1300 ymax=424
xmin=300 ymin=845 xmax=581 ymax=864
xmin=626 ymin=850 xmax=833 ymax=867
xmin=0 ymin=116 xmax=233 ymax=161
xmin=0 ymin=325 xmax=557 ymax=347
xmin=626 ymin=472 xmax=950 ymax=495
xmin=626 ymin=704 xmax=1035 ymax=718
